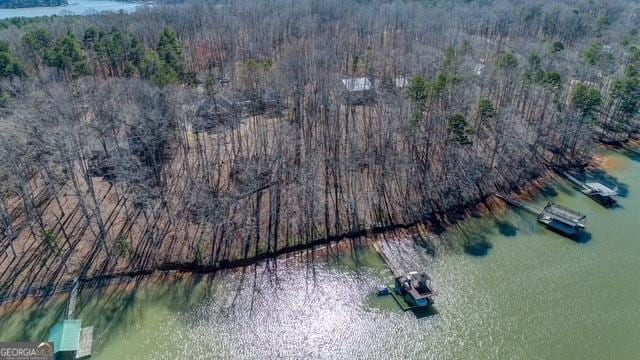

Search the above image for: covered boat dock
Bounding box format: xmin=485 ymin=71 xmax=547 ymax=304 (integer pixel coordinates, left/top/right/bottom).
xmin=496 ymin=195 xmax=587 ymax=238
xmin=557 ymin=170 xmax=618 ymax=206
xmin=47 ymin=279 xmax=93 ymax=359
xmin=538 ymin=203 xmax=587 ymax=237
xmin=372 ymin=243 xmax=436 ymax=310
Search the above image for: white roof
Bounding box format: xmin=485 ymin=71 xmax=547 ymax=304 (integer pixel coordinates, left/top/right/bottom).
xmin=342 ymin=77 xmax=372 ymax=92
xmin=569 ymin=78 xmax=597 ymax=87
xmin=585 ymin=182 xmax=618 ymax=196
xmin=395 ymin=77 xmax=408 ymax=88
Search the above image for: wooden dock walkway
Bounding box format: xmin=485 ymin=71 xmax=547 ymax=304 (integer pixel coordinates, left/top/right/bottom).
xmin=65 ymin=278 xmax=94 ymax=359
xmin=494 ymin=194 xmax=543 ymax=215
xmin=67 ymin=278 xmax=79 ymax=319
xmin=372 ymin=242 xmax=403 ymax=277
xmin=373 ymin=242 xmax=410 ymax=310
xmin=559 ymin=171 xmax=587 ymax=189
xmin=496 ymin=194 xmax=586 ymax=237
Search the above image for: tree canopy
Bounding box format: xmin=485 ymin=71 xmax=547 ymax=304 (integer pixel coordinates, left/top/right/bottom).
xmin=48 ymin=33 xmax=92 ymax=78
xmin=157 ymin=27 xmax=184 ymax=77
xmin=447 ymin=113 xmax=472 ymax=145
xmin=0 ymin=42 xmax=23 ymax=79
xmin=571 ymin=83 xmax=602 ymax=120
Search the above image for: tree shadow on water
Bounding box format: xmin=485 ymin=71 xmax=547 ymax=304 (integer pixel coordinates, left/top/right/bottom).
xmin=539 ymin=185 xmax=559 ymax=199
xmin=463 ymin=239 xmax=493 ymax=257
xmin=622 ymin=148 xmax=640 ymax=163
xmin=411 ymin=233 xmax=437 ymax=257
xmin=0 ymin=297 xmax=67 ymax=342
xmin=495 ymin=220 xmax=518 ymax=237
xmin=446 ymin=220 xmax=495 ymax=257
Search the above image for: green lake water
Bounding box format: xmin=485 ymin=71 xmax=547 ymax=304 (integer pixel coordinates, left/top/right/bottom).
xmin=1 ymin=149 xmax=639 ymax=359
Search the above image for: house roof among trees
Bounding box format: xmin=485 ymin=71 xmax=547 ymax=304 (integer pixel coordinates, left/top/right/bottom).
xmin=342 ymin=77 xmax=372 ymax=92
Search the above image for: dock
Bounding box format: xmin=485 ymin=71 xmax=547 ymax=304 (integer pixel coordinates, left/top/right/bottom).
xmin=372 ymin=242 xmax=403 ymax=277
xmin=372 ymin=242 xmax=436 ymax=310
xmin=538 ymin=203 xmax=586 ymax=237
xmin=496 ymin=194 xmax=586 ymax=237
xmin=557 ymin=170 xmax=618 ymax=206
xmin=67 ymin=278 xmax=79 ymax=319
xmin=47 ymin=278 xmax=93 ymax=359
xmin=77 ymin=326 xmax=93 ymax=358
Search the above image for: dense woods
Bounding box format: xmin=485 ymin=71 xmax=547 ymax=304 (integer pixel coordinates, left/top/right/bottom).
xmin=1 ymin=0 xmax=639 ymax=297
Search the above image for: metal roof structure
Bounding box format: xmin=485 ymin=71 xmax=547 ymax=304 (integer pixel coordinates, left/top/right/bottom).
xmin=394 ymin=76 xmax=408 ymax=88
xmin=341 ymin=77 xmax=372 ymax=92
xmin=542 ymin=203 xmax=586 ymax=226
xmin=48 ymin=319 xmax=82 ymax=353
xmin=584 ymin=182 xmax=618 ymax=197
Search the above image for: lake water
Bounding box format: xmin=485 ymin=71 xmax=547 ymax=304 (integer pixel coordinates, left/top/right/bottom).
xmin=1 ymin=148 xmax=639 ymax=359
xmin=0 ymin=1 xmax=145 ymax=19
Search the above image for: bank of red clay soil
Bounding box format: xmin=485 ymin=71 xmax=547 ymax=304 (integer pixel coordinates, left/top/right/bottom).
xmin=0 ymin=151 xmax=616 ymax=309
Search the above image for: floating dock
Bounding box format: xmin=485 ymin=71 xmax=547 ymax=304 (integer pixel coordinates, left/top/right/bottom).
xmin=77 ymin=326 xmax=93 ymax=358
xmin=372 ymin=243 xmax=436 ymax=310
xmin=538 ymin=203 xmax=586 ymax=237
xmin=557 ymin=171 xmax=618 ymax=206
xmin=496 ymin=194 xmax=586 ymax=237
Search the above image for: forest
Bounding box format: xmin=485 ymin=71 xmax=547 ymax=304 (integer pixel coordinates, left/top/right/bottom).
xmin=0 ymin=0 xmax=67 ymax=9
xmin=0 ymin=0 xmax=639 ymax=299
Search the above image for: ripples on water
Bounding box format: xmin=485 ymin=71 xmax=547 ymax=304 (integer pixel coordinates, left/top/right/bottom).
xmin=164 ymin=263 xmax=445 ymax=359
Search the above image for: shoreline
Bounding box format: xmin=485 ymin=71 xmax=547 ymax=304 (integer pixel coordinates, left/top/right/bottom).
xmin=0 ymin=182 xmax=549 ymax=309
xmin=0 ymin=146 xmax=626 ymax=310
xmin=0 ymin=0 xmax=145 ymax=20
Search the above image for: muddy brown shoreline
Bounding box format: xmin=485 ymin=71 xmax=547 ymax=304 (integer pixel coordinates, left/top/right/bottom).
xmin=0 ymin=146 xmax=627 ymax=309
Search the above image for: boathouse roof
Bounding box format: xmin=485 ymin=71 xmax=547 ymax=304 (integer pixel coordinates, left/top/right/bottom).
xmin=543 ymin=203 xmax=586 ymax=224
xmin=584 ymin=182 xmax=618 ymax=197
xmin=48 ymin=319 xmax=82 ymax=353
